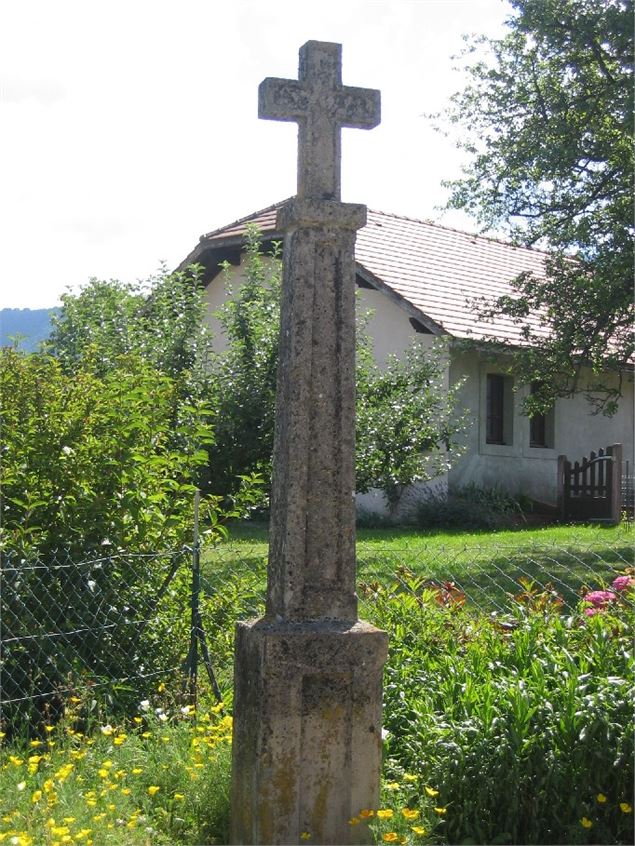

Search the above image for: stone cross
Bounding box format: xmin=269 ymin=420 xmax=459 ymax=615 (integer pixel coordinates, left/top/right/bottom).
xmin=259 ymin=40 xmax=381 ymax=201
xmin=231 ymin=41 xmax=388 ymax=846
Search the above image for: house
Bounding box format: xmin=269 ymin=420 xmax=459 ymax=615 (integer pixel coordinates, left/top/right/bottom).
xmin=178 ymin=201 xmax=634 ymax=514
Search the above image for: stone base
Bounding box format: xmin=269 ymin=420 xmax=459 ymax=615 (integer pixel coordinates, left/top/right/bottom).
xmin=230 ymin=618 xmax=388 ymax=845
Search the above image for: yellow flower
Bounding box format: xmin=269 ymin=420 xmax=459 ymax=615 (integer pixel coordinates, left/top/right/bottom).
xmin=147 ymin=785 xmax=161 ymax=796
xmin=158 ymin=682 xmax=166 ymax=692
xmin=359 ymin=809 xmax=374 ymax=818
xmin=69 ymin=697 xmax=82 ymax=704
xmin=382 ymin=834 xmax=399 ymax=843
xmin=434 ymin=807 xmax=447 ymax=815
xmin=402 ymin=808 xmax=420 ymax=820
xmin=98 ymin=769 xmax=109 ymax=779
xmin=403 ymin=773 xmax=418 ymax=783
xmin=113 ymin=735 xmax=126 ymax=746
xmin=141 ymin=732 xmax=152 ymax=739
xmin=133 ymin=717 xmax=143 ymax=724
xmin=620 ymin=803 xmax=632 ymax=814
xmin=9 ymin=756 xmax=23 ymax=766
xmin=174 ymin=793 xmax=185 ymax=801
xmin=31 ymin=790 xmax=43 ymax=803
xmin=132 ymin=768 xmax=143 ymax=775
xmin=424 ymin=786 xmax=439 ymax=797
xmin=580 ymin=817 xmax=593 ymax=828
xmin=411 ymin=825 xmax=427 ymax=836
xmin=29 ymin=740 xmax=42 ymax=748
xmin=384 ymin=781 xmax=401 ymax=791
xmin=348 ymin=817 xmax=360 ymax=825
xmin=596 ymin=793 xmax=607 ymax=803
xmin=300 ymin=833 xmax=311 ymax=841
xmin=376 ymin=809 xmax=394 ymax=820
xmin=44 ymin=725 xmax=54 ymax=733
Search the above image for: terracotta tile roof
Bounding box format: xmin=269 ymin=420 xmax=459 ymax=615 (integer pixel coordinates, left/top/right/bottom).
xmin=195 ymin=200 xmax=551 ymax=346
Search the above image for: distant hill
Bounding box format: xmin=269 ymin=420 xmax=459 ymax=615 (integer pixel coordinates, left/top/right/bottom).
xmin=0 ymin=308 xmax=60 ymax=352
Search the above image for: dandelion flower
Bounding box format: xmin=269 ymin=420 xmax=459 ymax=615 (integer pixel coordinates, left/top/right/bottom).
xmin=402 ymin=808 xmax=420 ymax=820
xmin=382 ymin=833 xmax=398 ymax=843
xmin=424 ymin=786 xmax=439 ymax=797
xmin=147 ymin=786 xmax=161 ymax=797
xmin=31 ymin=790 xmax=42 ymax=803
xmin=620 ymin=803 xmax=632 ymax=814
xmin=596 ymin=793 xmax=607 ymax=803
xmin=580 ymin=817 xmax=593 ymax=828
xmin=376 ymin=809 xmax=394 ymax=820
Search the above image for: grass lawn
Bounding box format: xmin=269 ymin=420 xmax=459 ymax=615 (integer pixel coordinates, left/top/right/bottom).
xmin=202 ymin=521 xmax=633 ymax=612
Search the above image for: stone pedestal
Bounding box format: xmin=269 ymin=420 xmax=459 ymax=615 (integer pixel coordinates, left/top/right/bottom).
xmin=230 ymin=619 xmax=388 ymax=845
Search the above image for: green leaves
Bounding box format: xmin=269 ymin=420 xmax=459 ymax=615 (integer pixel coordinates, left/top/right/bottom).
xmin=0 ymin=348 xmax=215 ymax=558
xmin=440 ymin=0 xmax=634 ymax=412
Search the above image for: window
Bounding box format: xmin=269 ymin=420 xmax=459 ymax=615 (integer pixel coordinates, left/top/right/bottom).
xmin=485 ymin=373 xmax=513 ymax=445
xmin=529 ymin=382 xmax=554 ymax=448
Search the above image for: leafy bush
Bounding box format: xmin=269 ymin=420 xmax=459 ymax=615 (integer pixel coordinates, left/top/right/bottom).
xmin=362 ymin=573 xmax=634 ymax=845
xmin=414 ymin=484 xmax=527 ymax=531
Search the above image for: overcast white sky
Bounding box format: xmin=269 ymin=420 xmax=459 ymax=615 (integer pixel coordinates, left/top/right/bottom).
xmin=1 ymin=0 xmax=510 ymax=309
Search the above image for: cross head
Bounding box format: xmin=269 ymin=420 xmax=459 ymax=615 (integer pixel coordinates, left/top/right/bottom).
xmin=259 ymin=40 xmax=381 ymax=201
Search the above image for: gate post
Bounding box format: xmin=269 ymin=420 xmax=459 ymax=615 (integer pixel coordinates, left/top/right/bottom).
xmin=607 ymin=444 xmax=623 ymax=524
xmin=557 ymin=454 xmax=567 ymax=520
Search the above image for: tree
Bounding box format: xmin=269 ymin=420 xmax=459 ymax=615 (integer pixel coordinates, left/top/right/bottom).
xmin=441 ymin=0 xmax=633 ymax=414
xmin=209 ymin=226 xmax=467 ymax=506
xmin=47 ymin=264 xmax=215 ymax=390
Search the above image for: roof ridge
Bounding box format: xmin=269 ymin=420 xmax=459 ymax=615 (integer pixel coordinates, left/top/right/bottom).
xmin=199 ymin=198 xmax=290 ymax=242
xmin=367 ymin=207 xmax=553 ymax=257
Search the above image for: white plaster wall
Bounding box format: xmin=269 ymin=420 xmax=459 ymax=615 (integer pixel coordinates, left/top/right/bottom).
xmin=448 ymin=348 xmax=635 ymax=506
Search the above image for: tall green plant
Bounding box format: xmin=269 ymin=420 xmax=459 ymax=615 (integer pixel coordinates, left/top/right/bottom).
xmin=363 ymin=575 xmax=634 ymax=844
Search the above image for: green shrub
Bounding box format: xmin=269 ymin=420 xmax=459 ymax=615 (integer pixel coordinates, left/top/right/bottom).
xmin=414 ymin=484 xmax=528 ymax=531
xmin=362 ymin=573 xmax=634 ymax=845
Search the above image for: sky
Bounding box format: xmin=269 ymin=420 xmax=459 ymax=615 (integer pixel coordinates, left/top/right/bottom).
xmin=1 ymin=0 xmax=511 ymax=309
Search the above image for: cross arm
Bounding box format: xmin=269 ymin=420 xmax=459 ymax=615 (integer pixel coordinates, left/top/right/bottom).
xmin=336 ymin=86 xmax=381 ymax=129
xmin=259 ymin=78 xmax=307 ymax=121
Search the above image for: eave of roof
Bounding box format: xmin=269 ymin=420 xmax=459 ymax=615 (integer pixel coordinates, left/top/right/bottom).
xmin=180 ymin=200 xmax=552 ymax=346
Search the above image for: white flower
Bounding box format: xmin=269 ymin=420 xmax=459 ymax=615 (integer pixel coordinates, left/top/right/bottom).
xmin=140 ymin=700 xmax=150 ymax=712
xmin=17 ymin=781 xmax=26 ymax=791
xmin=381 ymin=728 xmax=390 ymax=741
xmin=100 ymin=724 xmax=113 ymax=735
xmin=61 ymin=445 xmax=74 ymax=456
xmin=158 ymin=712 xmax=168 ymax=722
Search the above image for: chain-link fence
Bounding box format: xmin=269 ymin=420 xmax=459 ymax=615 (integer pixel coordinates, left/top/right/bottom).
xmin=0 ymin=541 xmax=228 ymax=734
xmin=2 ymin=523 xmax=632 ymax=733
xmin=203 ymin=528 xmax=634 ymax=617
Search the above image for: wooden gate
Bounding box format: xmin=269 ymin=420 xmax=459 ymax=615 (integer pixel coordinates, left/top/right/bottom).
xmin=557 ymin=444 xmax=623 ymax=524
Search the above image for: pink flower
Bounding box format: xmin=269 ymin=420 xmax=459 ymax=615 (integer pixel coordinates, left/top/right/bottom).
xmin=583 ymin=590 xmax=617 ymax=607
xmin=584 ymin=607 xmax=602 ymax=617
xmin=612 ymin=575 xmax=635 ymax=592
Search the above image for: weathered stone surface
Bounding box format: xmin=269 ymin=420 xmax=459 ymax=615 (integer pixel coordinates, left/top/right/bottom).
xmin=230 ymin=619 xmax=388 ymax=845
xmin=267 ymin=198 xmax=366 ymax=623
xmin=259 ymin=41 xmax=380 ymax=201
xmin=230 ymin=40 xmax=386 ymax=846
